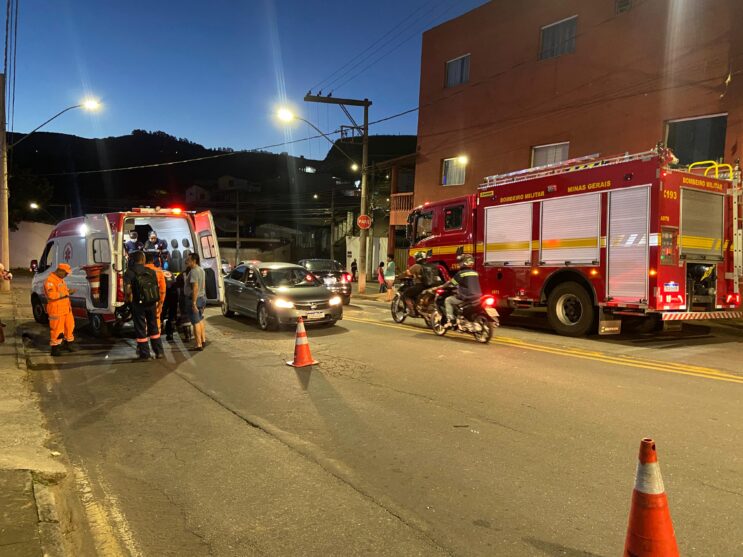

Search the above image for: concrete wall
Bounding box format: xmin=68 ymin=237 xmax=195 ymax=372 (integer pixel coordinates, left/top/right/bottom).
xmin=344 ymin=236 xmax=389 ymax=280
xmin=415 ymin=0 xmax=743 ymax=204
xmin=10 ymin=221 xmax=54 ymax=269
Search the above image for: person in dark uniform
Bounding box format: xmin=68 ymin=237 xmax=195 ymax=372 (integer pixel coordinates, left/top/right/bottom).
xmin=144 ymin=231 xmax=169 ymax=268
xmin=443 ymin=254 xmax=482 ymax=327
xmin=124 ymin=251 xmax=165 ymax=360
xmin=124 ymin=231 xmax=142 ymax=254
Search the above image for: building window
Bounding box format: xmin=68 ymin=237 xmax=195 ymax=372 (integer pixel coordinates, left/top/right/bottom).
xmin=441 ymin=157 xmax=467 ymax=186
xmin=531 ymin=142 xmax=569 ymax=167
xmin=445 ymin=54 xmax=470 ymax=88
xmin=444 ymin=205 xmax=464 ymax=230
xmin=615 ymin=0 xmax=632 ymax=14
xmin=539 ymin=16 xmax=577 ymax=60
xmin=666 ymin=114 xmax=727 ymax=165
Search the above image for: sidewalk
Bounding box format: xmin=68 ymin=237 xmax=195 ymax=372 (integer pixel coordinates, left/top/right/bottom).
xmin=350 ymin=281 xmax=389 ymax=303
xmin=0 ymin=278 xmax=68 ymax=556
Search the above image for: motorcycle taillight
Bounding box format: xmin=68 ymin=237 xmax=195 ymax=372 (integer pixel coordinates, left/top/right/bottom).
xmin=435 ymin=289 xmax=445 ymax=295
xmin=481 ymin=296 xmax=495 ymax=307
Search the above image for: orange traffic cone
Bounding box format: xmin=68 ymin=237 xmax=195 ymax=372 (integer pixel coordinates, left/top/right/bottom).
xmin=286 ymin=317 xmax=318 ymax=367
xmin=624 ymin=438 xmax=679 ymax=557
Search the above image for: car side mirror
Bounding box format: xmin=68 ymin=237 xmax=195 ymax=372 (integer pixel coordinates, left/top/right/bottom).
xmin=29 ymin=259 xmax=38 ymax=273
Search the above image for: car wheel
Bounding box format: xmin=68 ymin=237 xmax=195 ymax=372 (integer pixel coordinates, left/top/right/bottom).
xmin=547 ymin=282 xmax=595 ymax=337
xmin=221 ymin=299 xmax=234 ymax=317
xmin=31 ymin=294 xmax=48 ymax=324
xmin=257 ymin=303 xmax=277 ymax=331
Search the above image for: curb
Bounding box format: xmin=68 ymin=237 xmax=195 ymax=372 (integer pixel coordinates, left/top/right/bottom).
xmin=3 ymin=284 xmax=86 ymax=556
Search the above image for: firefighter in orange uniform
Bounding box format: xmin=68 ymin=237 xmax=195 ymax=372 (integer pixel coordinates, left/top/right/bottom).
xmin=144 ymin=252 xmax=167 ymax=324
xmin=44 ymin=263 xmax=78 ymax=356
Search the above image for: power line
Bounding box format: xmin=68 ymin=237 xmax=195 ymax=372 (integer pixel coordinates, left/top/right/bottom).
xmin=329 ymin=0 xmax=457 ymax=93
xmin=308 ymin=0 xmax=435 ymax=93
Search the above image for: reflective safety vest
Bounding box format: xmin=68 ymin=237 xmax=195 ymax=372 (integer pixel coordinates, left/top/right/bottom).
xmin=44 ymin=273 xmax=72 ymax=316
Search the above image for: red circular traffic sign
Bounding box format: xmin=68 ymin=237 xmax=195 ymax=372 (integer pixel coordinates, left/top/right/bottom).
xmin=357 ymin=215 xmax=372 ymax=230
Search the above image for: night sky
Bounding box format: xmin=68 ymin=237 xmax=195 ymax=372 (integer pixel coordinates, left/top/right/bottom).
xmin=18 ymin=0 xmax=486 ymax=158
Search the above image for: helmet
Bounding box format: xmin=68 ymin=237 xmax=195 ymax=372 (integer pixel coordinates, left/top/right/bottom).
xmin=458 ymin=254 xmax=475 ymax=267
xmin=414 ymin=251 xmax=427 ymax=263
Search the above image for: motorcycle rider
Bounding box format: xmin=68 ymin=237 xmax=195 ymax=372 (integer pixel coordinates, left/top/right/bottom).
xmin=402 ymin=251 xmax=428 ymax=311
xmin=443 ymin=253 xmax=482 ymax=327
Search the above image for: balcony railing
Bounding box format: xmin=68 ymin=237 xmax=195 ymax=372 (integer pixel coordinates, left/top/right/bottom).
xmin=390 ymin=192 xmax=414 ymax=226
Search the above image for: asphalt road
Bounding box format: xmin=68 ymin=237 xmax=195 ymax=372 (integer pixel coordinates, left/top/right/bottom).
xmin=24 ymin=299 xmax=743 ymax=556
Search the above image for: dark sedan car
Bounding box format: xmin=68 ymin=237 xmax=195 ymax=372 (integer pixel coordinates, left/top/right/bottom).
xmin=221 ymin=262 xmax=343 ymax=330
xmin=298 ymin=259 xmax=352 ymax=305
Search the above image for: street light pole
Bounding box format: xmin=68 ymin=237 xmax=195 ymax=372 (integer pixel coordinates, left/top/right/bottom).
xmin=358 ymin=103 xmax=369 ymax=294
xmin=235 ymin=190 xmax=240 ymax=266
xmin=0 ymin=74 xmax=8 ymax=292
xmin=329 ymin=184 xmax=335 ymax=261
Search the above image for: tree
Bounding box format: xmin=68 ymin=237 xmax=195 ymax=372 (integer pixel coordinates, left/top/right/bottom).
xmin=8 ymin=168 xmax=53 ymax=228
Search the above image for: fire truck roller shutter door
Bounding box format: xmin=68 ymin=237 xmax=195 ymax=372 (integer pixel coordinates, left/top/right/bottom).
xmin=540 ymin=194 xmax=601 ymax=265
xmin=680 ymin=189 xmax=724 ymax=260
xmin=607 ymin=186 xmax=650 ymax=301
xmin=484 ymin=203 xmax=532 ymax=265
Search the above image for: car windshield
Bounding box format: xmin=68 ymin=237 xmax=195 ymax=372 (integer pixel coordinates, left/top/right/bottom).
xmin=304 ymin=260 xmax=342 ymax=272
xmin=260 ymin=267 xmax=320 ymax=288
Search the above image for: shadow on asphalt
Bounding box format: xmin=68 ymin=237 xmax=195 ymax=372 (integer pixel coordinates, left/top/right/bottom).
xmin=501 ymin=312 xmax=740 ymax=350
xmin=206 ymin=314 xmax=351 ymax=339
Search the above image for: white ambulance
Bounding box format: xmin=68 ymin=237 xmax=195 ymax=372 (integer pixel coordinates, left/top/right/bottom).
xmin=30 ymin=207 xmax=224 ymax=336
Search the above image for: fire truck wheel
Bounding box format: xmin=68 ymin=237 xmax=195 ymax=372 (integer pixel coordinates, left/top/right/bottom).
xmin=31 ymin=295 xmax=48 ymax=325
xmin=547 ymin=282 xmax=595 ymax=337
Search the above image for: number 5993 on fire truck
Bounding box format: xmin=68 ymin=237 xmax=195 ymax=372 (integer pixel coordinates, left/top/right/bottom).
xmin=406 ymin=147 xmax=742 ymax=336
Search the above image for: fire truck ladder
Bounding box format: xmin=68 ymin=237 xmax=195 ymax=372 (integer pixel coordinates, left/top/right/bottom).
xmin=480 ymin=149 xmax=659 ymax=188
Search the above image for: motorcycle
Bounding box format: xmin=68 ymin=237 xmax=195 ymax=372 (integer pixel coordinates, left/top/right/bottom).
xmin=390 ymin=278 xmax=438 ymax=326
xmin=430 ymin=285 xmax=499 ymax=343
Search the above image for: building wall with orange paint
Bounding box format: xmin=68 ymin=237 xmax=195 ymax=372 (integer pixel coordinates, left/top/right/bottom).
xmin=414 ymin=0 xmax=743 ymax=205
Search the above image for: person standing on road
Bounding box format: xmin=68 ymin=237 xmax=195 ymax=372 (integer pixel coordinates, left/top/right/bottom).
xmin=44 ymin=263 xmax=78 ymax=356
xmin=384 ymin=254 xmax=396 ymax=302
xmin=124 ymin=251 xmax=165 ymax=360
xmin=144 ymin=252 xmax=167 ymax=326
xmin=184 ymin=253 xmax=207 ymax=350
xmin=350 ymin=259 xmax=358 ymax=282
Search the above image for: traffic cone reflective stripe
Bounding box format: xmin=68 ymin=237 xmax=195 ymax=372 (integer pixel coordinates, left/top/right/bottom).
xmin=286 ymin=318 xmax=318 ymax=367
xmin=624 ymin=438 xmax=679 ymax=557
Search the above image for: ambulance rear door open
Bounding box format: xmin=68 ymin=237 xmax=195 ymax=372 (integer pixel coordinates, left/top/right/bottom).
xmin=193 ymin=211 xmax=224 ymax=303
xmin=84 ymin=214 xmax=117 ymax=313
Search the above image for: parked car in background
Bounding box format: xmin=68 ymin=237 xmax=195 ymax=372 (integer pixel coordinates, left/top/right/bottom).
xmin=298 ymin=259 xmax=352 ymax=305
xmin=222 ymin=262 xmax=343 ymax=330
xmin=221 ymin=258 xmax=233 ymax=275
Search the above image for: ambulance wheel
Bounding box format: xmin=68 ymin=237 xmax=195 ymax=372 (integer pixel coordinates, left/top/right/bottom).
xmin=547 ymin=282 xmax=595 ymax=337
xmin=31 ymin=295 xmax=48 ymax=324
xmin=88 ymin=312 xmax=111 ymax=338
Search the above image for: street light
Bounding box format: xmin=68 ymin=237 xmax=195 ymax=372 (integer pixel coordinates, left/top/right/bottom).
xmin=10 ymin=98 xmax=102 ymax=149
xmin=276 ymin=107 xmax=358 ymax=167
xmin=29 ymin=202 xmax=39 ymax=210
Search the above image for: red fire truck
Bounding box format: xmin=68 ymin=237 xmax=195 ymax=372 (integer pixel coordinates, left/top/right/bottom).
xmin=406 ymin=148 xmax=742 ymax=336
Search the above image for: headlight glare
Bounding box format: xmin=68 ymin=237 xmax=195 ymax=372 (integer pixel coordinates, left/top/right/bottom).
xmin=274 ymin=298 xmax=294 ymax=309
xmin=329 ymin=296 xmax=342 ymax=306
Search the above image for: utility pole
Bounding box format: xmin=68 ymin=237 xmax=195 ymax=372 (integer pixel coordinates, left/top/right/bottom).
xmin=304 ymin=93 xmax=372 ymax=293
xmin=329 ymin=184 xmax=335 ymax=261
xmin=234 ymin=190 xmax=240 ymax=266
xmin=0 ymin=74 xmax=9 ymax=292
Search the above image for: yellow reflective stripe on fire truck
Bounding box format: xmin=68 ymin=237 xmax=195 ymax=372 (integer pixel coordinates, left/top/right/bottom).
xmin=541 ymin=237 xmax=598 ymax=250
xmin=484 ymin=241 xmax=532 ymax=251
xmin=407 ymin=245 xmax=474 ymax=257
xmin=678 ymin=235 xmax=722 ymax=251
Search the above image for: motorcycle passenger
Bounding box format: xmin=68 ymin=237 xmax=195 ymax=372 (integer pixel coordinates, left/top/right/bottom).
xmin=443 ymin=254 xmax=482 ymax=327
xmin=402 ymin=251 xmax=428 ymax=310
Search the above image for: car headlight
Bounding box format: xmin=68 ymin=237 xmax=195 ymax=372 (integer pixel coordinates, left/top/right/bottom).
xmin=329 ymin=296 xmax=342 ymax=306
xmin=273 ymin=298 xmax=294 ymax=309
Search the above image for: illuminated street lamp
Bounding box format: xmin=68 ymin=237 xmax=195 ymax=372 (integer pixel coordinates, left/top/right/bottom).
xmin=10 ymin=98 xmax=102 ymax=149
xmin=276 ymin=107 xmax=358 ymax=168
xmin=29 ymin=202 xmax=39 ymax=210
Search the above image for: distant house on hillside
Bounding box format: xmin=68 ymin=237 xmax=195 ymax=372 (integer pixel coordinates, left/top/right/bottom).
xmin=185 ymin=185 xmax=210 ymax=204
